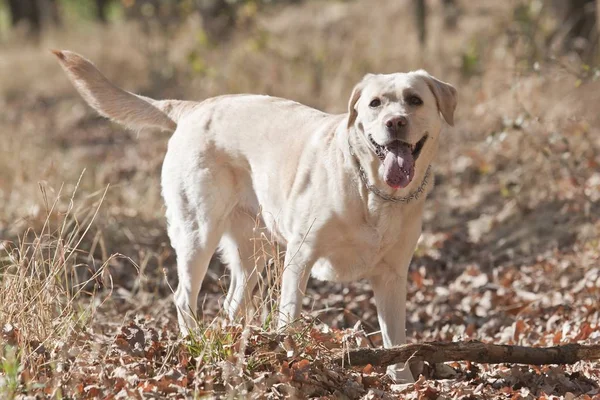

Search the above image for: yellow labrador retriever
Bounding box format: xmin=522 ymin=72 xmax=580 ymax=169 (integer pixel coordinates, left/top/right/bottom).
xmin=53 ymin=50 xmax=456 ymax=382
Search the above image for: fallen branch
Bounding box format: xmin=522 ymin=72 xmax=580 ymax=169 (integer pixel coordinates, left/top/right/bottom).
xmin=334 ymin=341 xmax=600 ymax=368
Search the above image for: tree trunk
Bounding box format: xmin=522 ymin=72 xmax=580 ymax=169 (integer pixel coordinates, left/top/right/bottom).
xmin=7 ymin=0 xmax=41 ymax=34
xmin=197 ymin=0 xmax=237 ymax=41
xmin=442 ymin=0 xmax=458 ymax=30
xmin=41 ymin=0 xmax=61 ymax=26
xmin=413 ymin=0 xmax=426 ymax=46
xmin=597 ymin=0 xmax=600 ymax=35
xmin=95 ymin=0 xmax=110 ymax=23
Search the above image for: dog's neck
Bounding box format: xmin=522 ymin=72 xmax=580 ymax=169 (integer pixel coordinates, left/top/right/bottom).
xmin=343 ymin=124 xmax=433 ymax=204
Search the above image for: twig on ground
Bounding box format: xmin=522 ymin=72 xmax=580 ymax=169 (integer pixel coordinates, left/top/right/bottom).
xmin=334 ymin=341 xmax=600 ymax=367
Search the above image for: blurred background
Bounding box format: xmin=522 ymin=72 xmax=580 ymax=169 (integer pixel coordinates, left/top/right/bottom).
xmin=1 ymin=0 xmax=600 ymax=354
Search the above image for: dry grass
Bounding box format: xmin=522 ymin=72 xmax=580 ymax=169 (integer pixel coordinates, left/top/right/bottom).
xmin=1 ymin=0 xmax=600 ymax=398
xmin=0 ymin=177 xmax=117 ymax=397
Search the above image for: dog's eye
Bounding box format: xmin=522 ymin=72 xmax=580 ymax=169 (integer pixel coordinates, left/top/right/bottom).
xmin=369 ymin=98 xmax=381 ymax=108
xmin=408 ymin=96 xmax=423 ymax=106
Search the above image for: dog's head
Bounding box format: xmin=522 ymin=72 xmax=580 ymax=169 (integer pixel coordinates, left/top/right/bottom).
xmin=347 ymin=71 xmax=457 ymax=189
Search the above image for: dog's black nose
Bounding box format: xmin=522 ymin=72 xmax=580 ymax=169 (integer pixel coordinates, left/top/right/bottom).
xmin=385 ymin=116 xmax=408 ymax=135
xmin=385 ymin=116 xmax=408 ymax=129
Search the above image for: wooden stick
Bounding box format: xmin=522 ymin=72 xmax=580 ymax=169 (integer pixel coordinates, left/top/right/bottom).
xmin=333 ymin=341 xmax=600 ymax=368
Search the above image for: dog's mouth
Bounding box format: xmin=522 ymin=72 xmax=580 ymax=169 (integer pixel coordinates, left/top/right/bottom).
xmin=369 ymin=135 xmax=427 ymax=161
xmin=368 ymin=134 xmax=428 ymax=189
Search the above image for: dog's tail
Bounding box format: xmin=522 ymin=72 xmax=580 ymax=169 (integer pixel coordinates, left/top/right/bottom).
xmin=52 ymin=50 xmax=196 ymax=132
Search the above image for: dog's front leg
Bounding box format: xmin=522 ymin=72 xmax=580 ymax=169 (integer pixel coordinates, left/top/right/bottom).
xmin=277 ymin=245 xmax=313 ymax=330
xmin=371 ymin=264 xmax=415 ymax=383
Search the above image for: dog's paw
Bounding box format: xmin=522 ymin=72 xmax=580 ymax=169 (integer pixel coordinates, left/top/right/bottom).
xmin=386 ymin=365 xmax=415 ymax=383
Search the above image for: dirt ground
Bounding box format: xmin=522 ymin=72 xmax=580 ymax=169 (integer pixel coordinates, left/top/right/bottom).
xmin=1 ymin=0 xmax=600 ymax=398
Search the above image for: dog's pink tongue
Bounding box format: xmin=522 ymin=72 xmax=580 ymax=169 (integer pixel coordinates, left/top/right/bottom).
xmin=383 ymin=142 xmax=414 ymax=188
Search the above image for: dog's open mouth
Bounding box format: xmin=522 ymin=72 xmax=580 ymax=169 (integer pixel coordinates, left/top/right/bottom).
xmin=368 ymin=134 xmax=428 ymax=189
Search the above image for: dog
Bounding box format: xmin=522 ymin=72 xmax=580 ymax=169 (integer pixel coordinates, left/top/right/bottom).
xmin=53 ymin=50 xmax=457 ymax=382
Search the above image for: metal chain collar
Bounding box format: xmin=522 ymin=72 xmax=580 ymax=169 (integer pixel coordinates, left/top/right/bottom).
xmin=348 ymin=137 xmax=432 ymax=203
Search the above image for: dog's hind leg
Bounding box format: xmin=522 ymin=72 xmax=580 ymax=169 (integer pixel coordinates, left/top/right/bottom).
xmin=171 ymin=232 xmax=220 ymax=335
xmin=168 ymin=201 xmax=230 ymax=335
xmin=220 ymin=211 xmax=265 ymax=323
xmin=163 ymin=152 xmax=237 ymax=335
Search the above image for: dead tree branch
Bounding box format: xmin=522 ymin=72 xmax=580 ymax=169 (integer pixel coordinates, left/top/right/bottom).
xmin=334 ymin=341 xmax=600 ymax=368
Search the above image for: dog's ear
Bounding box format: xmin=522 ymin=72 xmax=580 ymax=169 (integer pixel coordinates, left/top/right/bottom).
xmin=347 ymin=73 xmax=374 ymax=129
xmin=415 ymin=70 xmax=457 ymax=127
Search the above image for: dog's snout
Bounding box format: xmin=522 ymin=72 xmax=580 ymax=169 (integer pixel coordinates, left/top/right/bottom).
xmin=385 ymin=115 xmax=408 ymax=134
